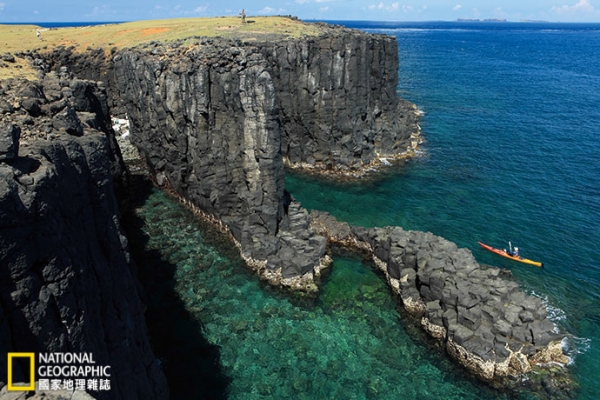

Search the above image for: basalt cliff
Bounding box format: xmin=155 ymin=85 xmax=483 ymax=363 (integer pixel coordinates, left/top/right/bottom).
xmin=1 ymin=21 xmax=569 ymax=398
xmin=109 ymin=29 xmax=420 ymax=289
xmin=0 ymin=74 xmax=168 ymax=399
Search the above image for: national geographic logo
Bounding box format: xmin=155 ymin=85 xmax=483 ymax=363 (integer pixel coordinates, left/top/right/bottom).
xmin=6 ymin=352 xmax=111 ymax=392
xmin=7 ymin=353 xmax=35 ymax=391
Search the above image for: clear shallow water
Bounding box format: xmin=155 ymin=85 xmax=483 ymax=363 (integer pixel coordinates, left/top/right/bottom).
xmin=131 ymin=187 xmax=510 ymax=399
xmin=286 ymin=21 xmax=600 ymax=400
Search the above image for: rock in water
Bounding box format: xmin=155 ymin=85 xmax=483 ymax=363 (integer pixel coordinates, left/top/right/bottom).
xmin=310 ymin=211 xmax=572 ymax=388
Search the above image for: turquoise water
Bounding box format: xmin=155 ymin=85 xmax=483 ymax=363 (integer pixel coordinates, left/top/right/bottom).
xmin=134 ymin=190 xmax=528 ymax=399
xmin=286 ymin=21 xmax=600 ymax=399
xmin=130 ymin=187 xmax=513 ymax=399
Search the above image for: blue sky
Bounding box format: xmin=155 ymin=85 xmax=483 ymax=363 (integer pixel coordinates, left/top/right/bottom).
xmin=1 ymin=0 xmax=599 ymax=23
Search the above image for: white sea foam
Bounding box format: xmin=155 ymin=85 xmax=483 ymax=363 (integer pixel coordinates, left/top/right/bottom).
xmin=547 ymin=303 xmax=567 ymax=325
xmin=527 ymin=290 xmax=592 ymax=363
xmin=412 ymin=149 xmax=428 ymax=159
xmin=112 ymin=115 xmax=131 ymax=137
xmin=527 ymin=290 xmax=566 ymax=324
xmin=562 ymin=336 xmax=592 ymax=365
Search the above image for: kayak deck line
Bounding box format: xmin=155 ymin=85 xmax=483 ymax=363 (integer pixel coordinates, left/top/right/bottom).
xmin=478 ymin=241 xmax=544 ymax=268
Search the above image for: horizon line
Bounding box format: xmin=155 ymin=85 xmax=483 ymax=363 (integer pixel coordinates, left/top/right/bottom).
xmin=2 ymin=17 xmax=600 ymax=26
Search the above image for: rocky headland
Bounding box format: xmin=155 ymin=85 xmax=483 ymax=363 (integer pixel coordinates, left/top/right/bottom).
xmin=106 ymin=27 xmax=421 ymax=293
xmin=108 ymin=28 xmax=570 ymax=390
xmin=0 ymin=17 xmax=570 ymax=398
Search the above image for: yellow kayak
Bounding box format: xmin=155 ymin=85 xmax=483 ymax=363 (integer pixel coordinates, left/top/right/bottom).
xmin=478 ymin=241 xmax=543 ymax=268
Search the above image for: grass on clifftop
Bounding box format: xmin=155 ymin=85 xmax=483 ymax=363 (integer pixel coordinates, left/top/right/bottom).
xmin=0 ymin=16 xmax=325 ymax=80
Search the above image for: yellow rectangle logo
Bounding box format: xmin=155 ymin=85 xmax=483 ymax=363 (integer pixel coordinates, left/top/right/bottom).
xmin=7 ymin=353 xmax=35 ymax=391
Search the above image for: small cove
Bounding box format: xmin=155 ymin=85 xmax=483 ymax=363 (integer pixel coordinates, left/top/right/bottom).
xmin=123 ymin=176 xmax=538 ymax=399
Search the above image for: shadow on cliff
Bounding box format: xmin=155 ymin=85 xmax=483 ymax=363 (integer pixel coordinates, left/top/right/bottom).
xmin=120 ymin=172 xmax=231 ymax=400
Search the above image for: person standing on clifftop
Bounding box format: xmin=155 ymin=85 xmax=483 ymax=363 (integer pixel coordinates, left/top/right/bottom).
xmin=240 ymin=9 xmax=246 ymax=24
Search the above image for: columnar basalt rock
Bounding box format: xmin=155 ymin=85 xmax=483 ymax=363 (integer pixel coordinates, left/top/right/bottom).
xmin=309 ymin=210 xmax=570 ymax=383
xmin=110 ymin=41 xmax=306 ymax=288
xmin=111 ymin=31 xmax=420 ymax=287
xmin=0 ymin=76 xmax=168 ymax=399
xmin=0 ymin=123 xmax=20 ymax=161
xmin=262 ymin=32 xmax=421 ymax=172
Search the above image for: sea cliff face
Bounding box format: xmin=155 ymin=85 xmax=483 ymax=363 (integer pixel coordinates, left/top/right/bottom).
xmin=0 ymin=75 xmax=168 ymax=399
xmin=110 ymin=29 xmax=420 ymax=288
xmin=112 ymin=41 xmax=329 ymax=289
xmin=261 ymin=31 xmax=420 ymax=170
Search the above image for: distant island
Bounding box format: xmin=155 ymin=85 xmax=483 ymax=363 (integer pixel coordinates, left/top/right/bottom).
xmin=455 ymin=18 xmax=551 ymax=23
xmin=456 ymin=18 xmax=507 ymax=22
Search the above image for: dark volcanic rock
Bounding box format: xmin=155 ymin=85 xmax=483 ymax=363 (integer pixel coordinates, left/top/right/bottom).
xmin=1 ymin=53 xmax=15 ymax=63
xmin=309 ymin=212 xmax=570 ymax=383
xmin=0 ymin=135 xmax=168 ymax=399
xmin=20 ymin=97 xmax=42 ymax=117
xmin=261 ymin=33 xmax=420 ymax=171
xmin=0 ymin=72 xmax=167 ymax=399
xmin=0 ymin=100 xmax=13 ymax=114
xmin=16 ymin=82 xmax=44 ymax=100
xmin=0 ymin=74 xmax=125 ymax=181
xmin=110 ymin=31 xmax=419 ymax=287
xmin=112 ymin=39 xmax=335 ymax=289
xmin=52 ymin=104 xmax=83 ymax=135
xmin=0 ymin=123 xmax=20 ymax=161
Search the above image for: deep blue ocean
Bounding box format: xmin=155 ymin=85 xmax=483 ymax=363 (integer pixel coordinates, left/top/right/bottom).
xmin=123 ymin=21 xmax=600 ymax=399
xmin=288 ymin=20 xmax=600 ymax=399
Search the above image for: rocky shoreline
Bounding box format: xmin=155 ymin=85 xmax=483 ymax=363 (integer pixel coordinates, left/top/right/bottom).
xmin=309 ymin=211 xmax=572 ymax=392
xmin=1 ymin=21 xmax=573 ymax=399
xmin=116 ymin=110 xmax=573 ymax=391
xmin=109 ymin=31 xmax=420 ymax=292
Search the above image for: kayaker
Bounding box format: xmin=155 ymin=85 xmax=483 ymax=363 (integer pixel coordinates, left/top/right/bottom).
xmin=507 ymin=241 xmax=519 ymax=257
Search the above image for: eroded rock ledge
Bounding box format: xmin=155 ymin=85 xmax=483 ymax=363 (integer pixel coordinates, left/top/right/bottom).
xmin=309 ymin=211 xmax=570 ymax=384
